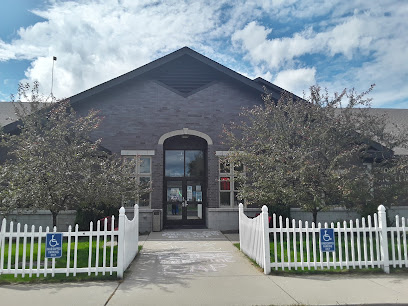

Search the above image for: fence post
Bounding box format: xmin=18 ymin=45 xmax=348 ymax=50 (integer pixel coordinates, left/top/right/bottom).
xmin=238 ymin=203 xmax=243 ymax=248
xmin=134 ymin=204 xmax=139 ymax=229
xmin=261 ymin=205 xmax=271 ymax=274
xmin=117 ymin=207 xmax=126 ymax=279
xmin=134 ymin=204 xmax=139 ymax=255
xmin=0 ymin=218 xmax=6 ymax=272
xmin=378 ymin=205 xmax=390 ymax=273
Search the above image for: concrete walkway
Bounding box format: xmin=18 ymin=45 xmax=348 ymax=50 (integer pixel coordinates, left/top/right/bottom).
xmin=1 ymin=229 xmax=408 ymax=305
xmin=108 ymin=230 xmax=408 ymax=306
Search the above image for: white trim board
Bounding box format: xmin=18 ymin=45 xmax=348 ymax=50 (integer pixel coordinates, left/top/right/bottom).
xmin=121 ymin=150 xmax=155 ymax=156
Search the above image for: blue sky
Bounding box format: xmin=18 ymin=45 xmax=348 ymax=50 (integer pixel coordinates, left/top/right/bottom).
xmin=0 ymin=0 xmax=407 ymax=108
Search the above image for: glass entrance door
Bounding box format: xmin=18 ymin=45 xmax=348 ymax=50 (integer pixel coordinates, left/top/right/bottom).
xmin=164 ymin=142 xmax=206 ymax=227
xmin=185 ymin=181 xmax=203 ymax=220
xmin=166 ymin=181 xmax=183 ymax=221
xmin=165 ymin=180 xmax=204 ymax=222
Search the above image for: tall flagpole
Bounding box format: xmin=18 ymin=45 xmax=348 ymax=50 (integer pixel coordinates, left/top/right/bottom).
xmin=51 ymin=56 xmax=57 ymax=98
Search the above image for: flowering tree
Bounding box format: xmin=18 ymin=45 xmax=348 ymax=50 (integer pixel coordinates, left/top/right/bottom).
xmin=0 ymin=82 xmax=137 ymax=226
xmin=223 ymin=85 xmax=408 ymax=223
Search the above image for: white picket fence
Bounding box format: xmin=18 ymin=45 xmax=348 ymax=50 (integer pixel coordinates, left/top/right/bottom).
xmin=239 ymin=205 xmax=270 ymax=273
xmin=0 ymin=204 xmax=139 ymax=279
xmin=239 ymin=204 xmax=408 ymax=274
xmin=117 ymin=205 xmax=139 ymax=277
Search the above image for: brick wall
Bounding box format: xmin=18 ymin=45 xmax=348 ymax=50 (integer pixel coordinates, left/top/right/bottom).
xmin=74 ymin=79 xmax=263 ymax=218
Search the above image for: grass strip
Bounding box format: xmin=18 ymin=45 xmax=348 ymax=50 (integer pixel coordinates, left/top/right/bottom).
xmin=234 ymin=243 xmax=408 ymax=275
xmin=0 ymin=241 xmax=142 ymax=283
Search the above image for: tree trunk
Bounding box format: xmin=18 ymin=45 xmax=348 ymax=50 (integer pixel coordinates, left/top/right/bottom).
xmin=51 ymin=211 xmax=58 ymax=228
xmin=312 ymin=209 xmax=318 ymax=225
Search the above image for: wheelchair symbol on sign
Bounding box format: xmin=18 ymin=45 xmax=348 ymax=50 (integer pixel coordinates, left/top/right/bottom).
xmin=49 ymin=234 xmax=60 ymax=247
xmin=322 ymin=230 xmax=332 ymax=242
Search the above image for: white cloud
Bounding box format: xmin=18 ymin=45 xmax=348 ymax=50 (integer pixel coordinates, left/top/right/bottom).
xmin=273 ymin=68 xmax=316 ymax=96
xmin=1 ymin=0 xmax=244 ymax=98
xmin=231 ymin=21 xmax=271 ymax=51
xmin=0 ymin=0 xmax=407 ymax=108
xmin=0 ymin=40 xmax=16 ymax=60
xmin=232 ymin=17 xmax=374 ymax=69
xmin=232 ymin=2 xmax=408 ymax=107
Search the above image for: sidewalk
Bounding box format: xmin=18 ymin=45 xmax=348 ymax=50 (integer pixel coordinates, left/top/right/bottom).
xmin=0 ymin=229 xmax=407 ymax=305
xmin=109 ymin=230 xmax=408 ymax=306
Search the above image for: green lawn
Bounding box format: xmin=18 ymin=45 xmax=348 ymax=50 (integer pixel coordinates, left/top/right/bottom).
xmin=236 ymin=230 xmax=408 ymax=274
xmin=0 ymin=237 xmax=118 ymax=283
xmin=270 ymin=231 xmax=406 ymax=265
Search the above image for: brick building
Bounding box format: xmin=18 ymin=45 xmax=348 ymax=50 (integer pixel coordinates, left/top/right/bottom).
xmin=68 ymin=47 xmax=285 ymax=231
xmin=1 ymin=47 xmax=407 ymax=232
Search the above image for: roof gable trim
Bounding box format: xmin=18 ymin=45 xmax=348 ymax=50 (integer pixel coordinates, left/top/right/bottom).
xmin=70 ymin=47 xmax=264 ymax=105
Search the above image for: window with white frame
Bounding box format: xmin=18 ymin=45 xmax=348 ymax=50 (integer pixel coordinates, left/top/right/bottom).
xmin=219 ymin=159 xmax=244 ymax=207
xmin=123 ymin=155 xmax=152 ymax=207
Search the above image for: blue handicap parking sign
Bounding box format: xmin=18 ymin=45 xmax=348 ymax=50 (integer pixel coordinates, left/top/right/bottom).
xmin=320 ymin=228 xmax=335 ymax=252
xmin=45 ymin=233 xmax=63 ymax=258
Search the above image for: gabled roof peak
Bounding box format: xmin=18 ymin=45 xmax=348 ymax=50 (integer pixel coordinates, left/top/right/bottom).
xmin=70 ymin=46 xmax=270 ymax=105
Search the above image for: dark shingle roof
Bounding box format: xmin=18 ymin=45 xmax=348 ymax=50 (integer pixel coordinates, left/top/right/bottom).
xmin=0 ymin=102 xmax=51 ymax=131
xmin=363 ymin=108 xmax=408 ymax=155
xmin=68 ymin=47 xmax=283 ymax=106
xmin=0 ymin=102 xmax=18 ymax=127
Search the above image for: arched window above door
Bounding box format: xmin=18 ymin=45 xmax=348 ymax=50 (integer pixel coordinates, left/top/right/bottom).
xmin=158 ymin=128 xmax=213 ymax=145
